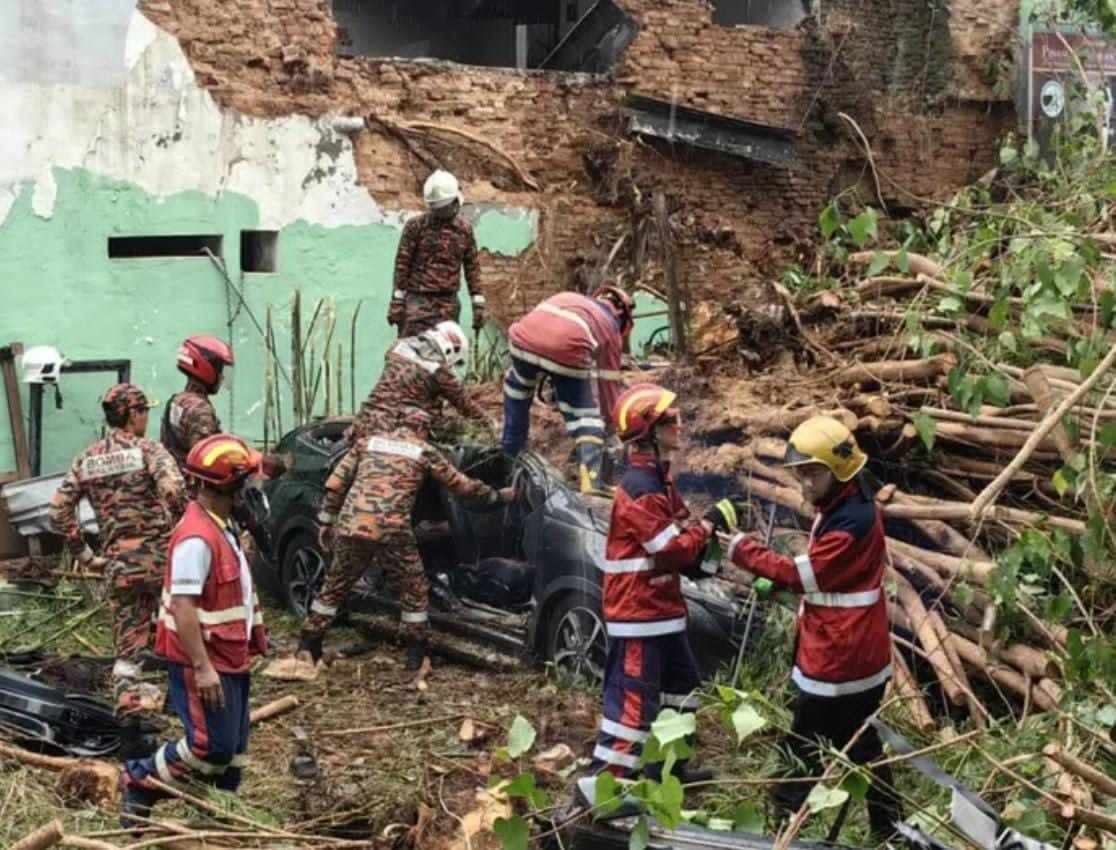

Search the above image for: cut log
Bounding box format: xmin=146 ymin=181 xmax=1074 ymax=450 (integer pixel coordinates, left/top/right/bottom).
xmin=878 ymin=488 xmax=992 ymax=560
xmin=846 ymin=394 xmax=894 ymax=418
xmin=857 ymin=276 xmax=923 ymax=299
xmin=1024 ymin=368 xmax=1079 ymax=459
xmin=918 ymin=406 xmax=1040 ymax=432
xmin=928 ymin=608 xmax=989 ymax=725
xmin=734 ymin=451 xmax=801 ymax=490
xmin=890 ymin=651 xmax=935 ymax=733
xmin=831 ymin=354 xmax=957 ymax=388
xmin=881 ymin=500 xmax=1086 ymax=534
xmin=10 ymin=820 xmax=63 ymax=850
xmin=1043 ymin=744 xmax=1116 ymax=798
xmin=250 ymin=695 xmax=300 ymax=725
xmin=849 ymin=250 xmax=944 ymax=279
xmin=951 ymin=623 xmax=1058 ymax=679
xmin=729 ymin=406 xmax=858 ymax=436
xmin=931 ymin=420 xmax=1059 ymax=453
xmin=949 ymin=633 xmax=1058 ymax=711
xmin=886 ymin=538 xmax=996 ymax=585
xmin=895 ymin=576 xmax=966 ymax=706
xmin=0 ymin=740 xmax=79 ymax=771
xmin=1060 ymin=805 xmax=1116 ymax=835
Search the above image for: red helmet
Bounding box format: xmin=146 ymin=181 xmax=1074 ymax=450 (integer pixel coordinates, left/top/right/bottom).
xmin=613 ymin=383 xmax=679 ymax=443
xmin=177 ymin=336 xmax=234 ymax=388
xmin=186 ymin=433 xmax=261 ymax=489
xmin=594 ymin=285 xmax=635 ymax=336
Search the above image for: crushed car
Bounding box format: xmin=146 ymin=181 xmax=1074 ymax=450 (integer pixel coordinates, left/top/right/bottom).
xmin=248 ymin=418 xmax=764 ymax=682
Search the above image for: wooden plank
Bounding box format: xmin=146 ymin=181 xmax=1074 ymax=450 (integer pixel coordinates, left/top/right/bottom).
xmin=0 ymin=343 xmax=30 ymax=480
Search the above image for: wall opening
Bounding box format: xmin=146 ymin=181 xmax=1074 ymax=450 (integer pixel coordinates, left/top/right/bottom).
xmin=107 ymin=235 xmax=223 ymax=259
xmin=241 ymin=230 xmax=279 ymax=273
xmin=713 ymin=0 xmax=809 ymax=29
xmin=331 ymin=0 xmax=615 ymax=70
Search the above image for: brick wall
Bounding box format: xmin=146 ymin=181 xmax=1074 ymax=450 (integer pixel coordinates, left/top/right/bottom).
xmin=140 ymin=0 xmax=1019 ymax=322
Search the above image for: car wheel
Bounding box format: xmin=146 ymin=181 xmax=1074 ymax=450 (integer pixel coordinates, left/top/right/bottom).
xmin=545 ymin=594 xmax=608 ymax=687
xmin=281 ymin=532 xmax=328 ymax=619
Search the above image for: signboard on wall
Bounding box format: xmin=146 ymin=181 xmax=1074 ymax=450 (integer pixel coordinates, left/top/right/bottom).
xmin=1023 ymin=29 xmax=1116 ymax=153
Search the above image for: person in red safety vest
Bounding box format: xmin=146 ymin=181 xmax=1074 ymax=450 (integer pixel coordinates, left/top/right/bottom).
xmin=575 ymin=383 xmax=740 ymax=809
xmin=120 ymin=434 xmax=267 ymax=830
xmin=722 ymin=415 xmax=902 ymax=841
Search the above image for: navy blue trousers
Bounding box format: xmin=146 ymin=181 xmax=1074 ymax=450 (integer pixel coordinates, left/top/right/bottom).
xmin=123 ymin=663 xmax=251 ymax=802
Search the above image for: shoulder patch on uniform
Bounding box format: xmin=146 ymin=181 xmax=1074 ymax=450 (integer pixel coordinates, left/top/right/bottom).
xmin=80 ymin=447 xmax=144 ymax=480
xmin=392 ymin=342 xmax=440 ymax=374
xmin=168 ymin=401 xmax=184 ymax=428
xmin=620 ymin=466 xmax=665 ymax=500
xmin=367 ymin=436 xmax=424 ymax=460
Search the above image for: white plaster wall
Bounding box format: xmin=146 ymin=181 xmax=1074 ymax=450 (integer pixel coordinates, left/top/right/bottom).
xmin=0 ymin=3 xmax=395 ymax=229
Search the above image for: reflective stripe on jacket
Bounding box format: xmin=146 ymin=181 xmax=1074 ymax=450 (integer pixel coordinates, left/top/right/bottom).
xmin=601 ymin=452 xmax=710 ymax=637
xmin=507 ymin=293 xmax=624 ymax=428
xmin=728 ymin=482 xmax=890 ymax=696
xmin=155 ymin=502 xmax=267 ymax=674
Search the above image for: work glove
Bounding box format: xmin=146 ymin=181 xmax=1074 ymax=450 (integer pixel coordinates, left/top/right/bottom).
xmin=78 ymin=545 xmax=109 ymax=572
xmin=387 ymin=297 xmax=405 ymax=328
xmin=702 ymin=499 xmax=739 ymax=534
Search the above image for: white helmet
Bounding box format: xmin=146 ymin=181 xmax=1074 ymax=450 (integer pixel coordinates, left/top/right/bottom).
xmin=422 ymin=321 xmax=469 ymax=368
xmin=21 ymin=345 xmax=65 ymax=384
xmin=423 ymin=169 xmax=462 ymax=209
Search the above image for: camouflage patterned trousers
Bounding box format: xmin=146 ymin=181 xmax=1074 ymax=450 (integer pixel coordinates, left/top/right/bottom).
xmin=106 ymin=554 xmax=164 ymax=716
xmin=400 ymin=292 xmax=460 ymax=338
xmin=301 ymin=533 xmax=428 ymax=641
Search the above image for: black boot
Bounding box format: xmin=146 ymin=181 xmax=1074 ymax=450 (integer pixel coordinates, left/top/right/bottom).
xmin=405 ymin=639 xmax=427 ymax=671
xmin=677 ymin=761 xmax=714 ymax=784
xmin=299 ymin=635 xmax=323 ymax=663
xmin=119 ymin=778 xmax=155 ymax=832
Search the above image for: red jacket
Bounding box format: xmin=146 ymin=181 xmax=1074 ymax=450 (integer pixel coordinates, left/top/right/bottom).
xmin=508 ymin=293 xmax=624 ymax=428
xmin=727 ymin=483 xmax=891 ymax=697
xmin=601 ymin=452 xmax=711 ymax=637
xmin=155 ymin=502 xmax=267 ymax=674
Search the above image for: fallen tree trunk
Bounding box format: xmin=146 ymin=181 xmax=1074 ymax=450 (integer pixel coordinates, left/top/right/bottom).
xmin=895 ymin=577 xmax=966 ymax=706
xmin=728 ymin=406 xmax=858 ymax=435
xmin=881 ymin=500 xmax=1086 ymax=534
xmin=886 ymin=537 xmax=996 ymax=585
xmin=928 ymin=608 xmax=989 ymax=725
xmin=10 ymin=820 xmax=63 ymax=850
xmin=890 ymin=651 xmax=935 ymax=733
xmin=1043 ymin=744 xmax=1116 ymax=798
xmin=931 ymin=420 xmax=1060 ymax=453
xmin=879 ymin=487 xmax=992 ymax=559
xmin=949 ymin=633 xmax=1058 ymax=712
xmin=918 ymin=406 xmax=1040 ymax=432
xmin=831 ymin=354 xmax=957 ymax=388
xmin=951 ymin=622 xmax=1058 ymax=679
xmin=849 ymin=250 xmax=944 ymax=279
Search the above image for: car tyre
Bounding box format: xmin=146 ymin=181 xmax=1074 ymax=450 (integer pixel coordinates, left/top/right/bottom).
xmin=545 ymin=593 xmax=609 ymax=687
xmin=280 ymin=532 xmax=328 ymax=619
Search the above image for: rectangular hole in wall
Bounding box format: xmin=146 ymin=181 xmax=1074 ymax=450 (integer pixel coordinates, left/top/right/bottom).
xmin=108 ymin=235 xmax=223 ymax=259
xmin=241 ymin=230 xmax=279 ymax=273
xmin=713 ymin=0 xmax=809 ymax=29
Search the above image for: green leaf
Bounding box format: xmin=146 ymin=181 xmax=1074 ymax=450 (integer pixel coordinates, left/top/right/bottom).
xmin=896 ymin=247 xmax=910 ymax=273
xmin=506 ymin=715 xmax=536 ymax=759
xmin=840 ymin=770 xmax=871 ymax=803
xmin=652 ymin=776 xmax=685 ymax=827
xmin=594 ymin=772 xmax=624 ymax=819
xmin=866 ymin=251 xmax=890 ymax=276
xmin=980 ymin=374 xmax=1011 ymax=407
xmin=998 ymin=331 xmax=1017 ymax=353
xmin=629 ymin=816 xmax=650 ymax=850
xmin=501 ymin=772 xmax=537 ymax=799
xmin=847 ymin=210 xmax=878 ymax=248
xmin=1052 ymin=467 xmax=1072 ymax=498
xmin=733 ymin=802 xmax=765 ymax=833
xmin=806 ymin=784 xmax=850 ymax=814
xmin=729 ymin=702 xmax=768 ymax=744
xmin=912 ymin=413 xmax=937 ymax=452
xmin=1000 ymin=144 xmax=1018 ymax=165
xmin=651 ymin=708 xmax=696 ymax=745
xmin=938 ymin=295 xmax=964 ymax=314
xmin=1099 ymin=422 xmax=1116 ymax=448
xmin=493 ymin=815 xmax=530 ymax=850
xmin=1099 ymin=289 xmax=1116 ymax=328
xmin=1045 ymin=594 xmax=1073 ymax=622
xmin=819 ymin=203 xmax=842 ymax=239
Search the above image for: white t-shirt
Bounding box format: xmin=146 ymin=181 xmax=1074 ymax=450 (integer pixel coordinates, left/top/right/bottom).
xmin=169 ymin=530 xmax=254 ymax=633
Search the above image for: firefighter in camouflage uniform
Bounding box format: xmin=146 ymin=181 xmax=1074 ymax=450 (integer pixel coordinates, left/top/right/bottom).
xmin=50 ymin=383 xmax=186 ymax=715
xmin=161 ymin=336 xmax=234 ymax=473
xmin=388 ymin=170 xmax=485 ymax=338
xmin=350 ymin=321 xmax=490 ymax=442
xmin=281 ymin=408 xmax=513 ymax=677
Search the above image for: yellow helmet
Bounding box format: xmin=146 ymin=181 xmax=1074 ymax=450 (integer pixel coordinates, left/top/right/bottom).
xmin=784 ymin=415 xmax=867 ymax=482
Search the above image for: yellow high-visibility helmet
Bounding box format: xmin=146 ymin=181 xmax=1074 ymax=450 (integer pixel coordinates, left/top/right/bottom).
xmin=784 ymin=415 xmax=867 ymax=482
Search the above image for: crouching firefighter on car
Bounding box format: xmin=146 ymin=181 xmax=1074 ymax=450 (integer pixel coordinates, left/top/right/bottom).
xmin=272 ymin=407 xmax=514 ymax=679
xmin=120 ymin=434 xmax=267 ymax=828
xmin=722 ymin=415 xmax=902 ymax=842
xmin=573 ymin=383 xmax=741 ymax=811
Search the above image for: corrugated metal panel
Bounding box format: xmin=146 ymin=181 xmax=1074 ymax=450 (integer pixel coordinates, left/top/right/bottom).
xmin=1 ymin=474 xmax=97 ymax=538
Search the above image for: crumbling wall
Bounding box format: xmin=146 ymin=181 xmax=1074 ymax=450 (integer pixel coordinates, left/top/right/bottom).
xmin=140 ymin=0 xmax=1019 ymax=324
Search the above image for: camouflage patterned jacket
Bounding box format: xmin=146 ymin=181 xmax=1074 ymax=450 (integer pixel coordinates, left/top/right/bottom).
xmin=320 ymin=428 xmax=499 ymax=541
xmin=392 ymin=212 xmax=481 ymax=299
xmin=50 ymin=428 xmax=186 ymax=562
xmin=352 ymin=336 xmax=486 ymax=440
xmin=161 ymin=381 xmax=220 ymax=470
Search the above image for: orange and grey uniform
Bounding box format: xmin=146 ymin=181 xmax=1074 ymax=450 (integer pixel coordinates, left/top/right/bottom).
xmin=351 ymin=336 xmax=486 ymax=441
xmin=50 ymin=429 xmax=185 ymax=701
xmin=161 ymin=380 xmax=221 ymax=473
xmin=304 ymin=427 xmax=500 ymax=641
xmin=390 ymin=211 xmax=482 ymax=337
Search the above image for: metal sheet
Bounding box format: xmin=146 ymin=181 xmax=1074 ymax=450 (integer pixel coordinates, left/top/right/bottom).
xmin=1 ymin=473 xmax=97 ymax=537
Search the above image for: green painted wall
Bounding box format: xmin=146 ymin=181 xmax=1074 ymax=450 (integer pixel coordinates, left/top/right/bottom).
xmin=0 ymin=168 xmax=536 ymax=475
